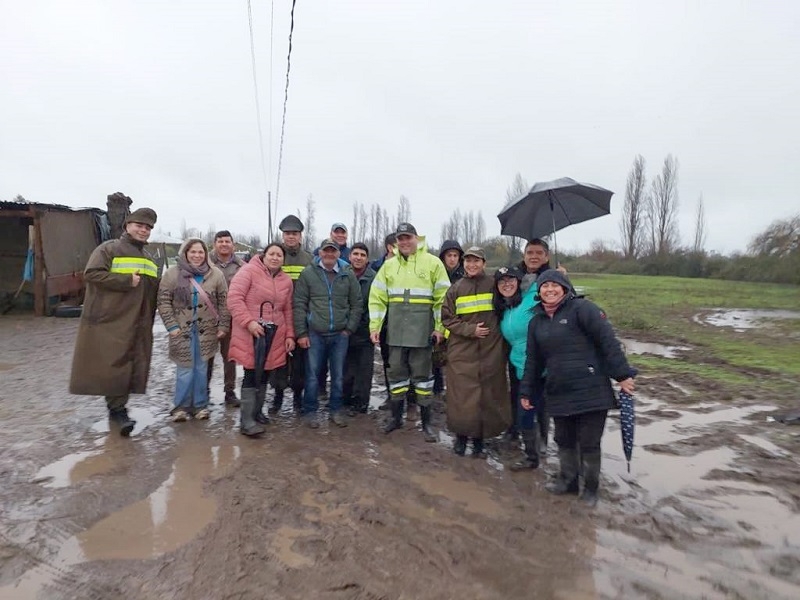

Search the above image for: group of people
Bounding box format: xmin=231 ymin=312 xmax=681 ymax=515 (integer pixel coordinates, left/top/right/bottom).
xmin=69 ymin=207 xmax=635 ymax=506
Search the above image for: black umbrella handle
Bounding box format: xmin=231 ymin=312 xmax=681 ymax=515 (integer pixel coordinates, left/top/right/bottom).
xmin=549 ymin=192 xmax=559 ymax=265
xmin=259 ymin=300 xmax=275 ymax=320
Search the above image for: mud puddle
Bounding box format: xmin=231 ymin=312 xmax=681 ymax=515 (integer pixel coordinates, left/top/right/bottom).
xmin=3 ymin=315 xmax=800 ymax=599
xmin=598 ymin=395 xmax=800 ymax=598
xmin=1 ymin=438 xmax=245 ymax=599
xmin=693 ymin=308 xmax=800 ymax=332
xmin=620 ymin=337 xmax=689 ymax=358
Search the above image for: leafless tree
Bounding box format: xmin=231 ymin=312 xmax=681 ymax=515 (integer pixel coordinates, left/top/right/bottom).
xmin=620 ymin=155 xmax=647 ymax=258
xmin=475 ymin=211 xmax=486 ymax=245
xmin=749 ymin=214 xmax=800 ymax=257
xmin=646 ymin=154 xmax=680 ymax=256
xmin=205 ymin=223 xmax=218 ymax=245
xmin=367 ymin=203 xmax=387 ymax=255
xmin=382 ymin=208 xmax=390 ymax=243
xmin=351 ymin=202 xmax=360 ymax=242
xmin=397 ymin=195 xmax=411 ymax=226
xmin=179 ymin=218 xmax=202 ymax=241
xmin=440 ymin=209 xmax=486 ymax=247
xmin=504 ymin=173 xmax=529 ymax=255
xmin=242 ymin=234 xmax=262 ymax=251
xmin=358 ymin=203 xmax=368 ymax=245
xmin=692 ymin=194 xmax=707 ymax=254
xmin=304 ymin=194 xmax=317 ymax=252
xmin=440 ymin=209 xmax=462 ymax=242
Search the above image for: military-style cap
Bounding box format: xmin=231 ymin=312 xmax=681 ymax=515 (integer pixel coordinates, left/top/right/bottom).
xmin=319 ymin=238 xmax=339 ymax=251
xmin=279 ymin=214 xmax=304 ymax=232
xmin=463 ymin=246 xmax=486 ymax=260
xmin=125 ymin=207 xmax=157 ymax=227
xmin=395 ymin=222 xmax=417 ymax=236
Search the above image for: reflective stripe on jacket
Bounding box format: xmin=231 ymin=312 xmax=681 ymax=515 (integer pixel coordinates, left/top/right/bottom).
xmin=368 ymin=237 xmax=450 ymax=348
xmin=454 ymin=292 xmax=493 ymax=315
xmin=109 ymin=256 xmax=159 ymax=278
xmin=282 ymin=246 xmax=313 ymax=283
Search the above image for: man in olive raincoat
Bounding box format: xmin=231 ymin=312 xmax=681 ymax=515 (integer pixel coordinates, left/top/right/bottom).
xmin=69 ymin=207 xmax=160 ymax=436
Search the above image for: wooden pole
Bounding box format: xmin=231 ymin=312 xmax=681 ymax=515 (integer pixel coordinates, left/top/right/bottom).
xmin=32 ymin=211 xmax=47 ymax=316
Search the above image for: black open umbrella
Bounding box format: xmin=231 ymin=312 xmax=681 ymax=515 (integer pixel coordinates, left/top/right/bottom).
xmin=497 ymin=177 xmax=613 ymax=258
xmin=253 ymin=301 xmax=278 ymax=389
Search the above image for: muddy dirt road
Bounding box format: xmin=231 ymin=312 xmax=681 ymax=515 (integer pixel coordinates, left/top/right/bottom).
xmin=1 ymin=315 xmax=799 ymax=599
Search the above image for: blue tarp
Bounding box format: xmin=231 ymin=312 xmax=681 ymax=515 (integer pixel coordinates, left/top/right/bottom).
xmin=22 ymin=248 xmax=34 ymax=282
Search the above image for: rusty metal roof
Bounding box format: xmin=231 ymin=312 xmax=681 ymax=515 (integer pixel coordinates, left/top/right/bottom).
xmin=0 ymin=199 xmax=104 ymax=213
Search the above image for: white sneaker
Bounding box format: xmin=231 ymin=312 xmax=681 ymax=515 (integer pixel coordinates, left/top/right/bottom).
xmin=171 ymin=409 xmax=189 ymax=422
xmin=195 ymin=408 xmax=210 ymax=420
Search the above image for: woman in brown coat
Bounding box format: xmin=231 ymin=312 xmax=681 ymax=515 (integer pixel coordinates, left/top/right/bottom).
xmin=158 ymin=238 xmax=230 ymax=421
xmin=441 ymin=247 xmax=510 ymax=457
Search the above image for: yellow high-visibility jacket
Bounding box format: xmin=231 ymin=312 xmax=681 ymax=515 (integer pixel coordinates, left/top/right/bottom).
xmin=369 ymin=237 xmax=450 ymax=348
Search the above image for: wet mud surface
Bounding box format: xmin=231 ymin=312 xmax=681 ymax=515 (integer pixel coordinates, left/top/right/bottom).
xmin=692 ymin=308 xmax=800 ymax=333
xmin=1 ymin=316 xmax=799 ymax=599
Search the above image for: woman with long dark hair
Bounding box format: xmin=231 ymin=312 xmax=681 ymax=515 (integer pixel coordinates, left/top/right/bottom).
xmin=493 ymin=265 xmax=540 ymax=470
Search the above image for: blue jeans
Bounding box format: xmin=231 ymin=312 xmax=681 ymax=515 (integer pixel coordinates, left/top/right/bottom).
xmin=302 ymin=330 xmax=349 ymax=415
xmin=174 ymin=324 xmax=209 ymax=412
xmin=509 ymin=366 xmax=536 ymax=431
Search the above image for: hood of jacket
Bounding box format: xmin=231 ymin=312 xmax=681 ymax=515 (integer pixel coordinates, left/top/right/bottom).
xmin=392 ymin=235 xmax=429 ymax=259
xmin=535 ymin=269 xmax=576 ymax=296
xmin=439 ymin=239 xmax=464 ymax=260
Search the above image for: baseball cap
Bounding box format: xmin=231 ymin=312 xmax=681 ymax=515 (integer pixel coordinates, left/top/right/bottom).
xmin=331 ymin=222 xmax=348 ymax=232
xmin=395 ymin=222 xmax=417 ymax=236
xmin=462 ymin=246 xmax=486 ymax=260
xmin=494 ymin=265 xmax=524 ymax=282
xmin=319 ymin=238 xmax=339 ymax=250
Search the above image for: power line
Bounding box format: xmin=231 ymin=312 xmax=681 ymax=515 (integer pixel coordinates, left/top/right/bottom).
xmin=268 ymin=1 xmax=274 ymax=189
xmin=246 ymin=0 xmax=271 ymax=232
xmin=274 ymin=0 xmax=297 ymax=213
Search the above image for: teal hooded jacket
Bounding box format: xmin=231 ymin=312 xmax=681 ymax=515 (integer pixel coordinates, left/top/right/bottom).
xmin=499 ymin=280 xmax=539 ymax=379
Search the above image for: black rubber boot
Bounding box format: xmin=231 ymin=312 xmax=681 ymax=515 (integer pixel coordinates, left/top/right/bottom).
xmin=420 ymin=405 xmax=436 ymax=442
xmin=291 ymin=387 xmax=303 ymax=413
xmin=269 ymin=389 xmax=283 ymax=415
xmin=509 ymin=430 xmax=540 ymax=471
xmin=224 ymin=390 xmax=240 ymax=408
xmin=538 ymin=415 xmax=549 ymax=456
xmin=546 ymin=448 xmax=580 ymax=495
xmin=382 ymin=399 xmax=403 ymax=434
xmin=239 ymin=388 xmax=265 ymax=436
xmin=254 ymin=385 xmax=270 ymax=424
xmin=453 ymin=435 xmax=468 ymax=456
xmin=109 ymin=409 xmax=136 ymax=437
xmin=579 ymin=452 xmax=601 ymax=507
xmin=472 ymin=438 xmax=486 ymax=458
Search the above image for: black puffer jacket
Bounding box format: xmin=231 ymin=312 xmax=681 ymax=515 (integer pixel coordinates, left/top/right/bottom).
xmin=519 ymin=272 xmax=633 ymax=417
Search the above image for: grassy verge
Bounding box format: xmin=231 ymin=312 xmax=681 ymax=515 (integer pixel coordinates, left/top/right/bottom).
xmin=570 ymin=273 xmax=800 ymax=400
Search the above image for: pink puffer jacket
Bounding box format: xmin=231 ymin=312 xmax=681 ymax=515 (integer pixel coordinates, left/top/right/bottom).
xmin=227 ymin=256 xmax=295 ymax=371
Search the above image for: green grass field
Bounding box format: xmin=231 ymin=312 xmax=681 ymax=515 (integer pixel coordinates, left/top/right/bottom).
xmin=570 ymin=274 xmax=800 ymax=399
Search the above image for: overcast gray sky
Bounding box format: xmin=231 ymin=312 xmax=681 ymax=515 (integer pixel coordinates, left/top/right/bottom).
xmin=2 ymin=0 xmax=798 ymax=253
